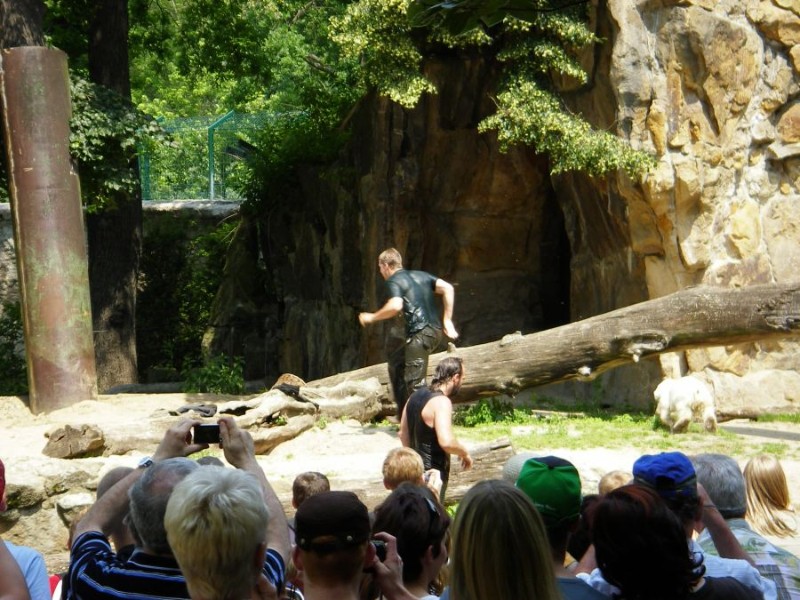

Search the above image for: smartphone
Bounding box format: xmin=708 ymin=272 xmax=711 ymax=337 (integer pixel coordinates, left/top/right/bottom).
xmin=193 ymin=423 xmax=221 ymax=444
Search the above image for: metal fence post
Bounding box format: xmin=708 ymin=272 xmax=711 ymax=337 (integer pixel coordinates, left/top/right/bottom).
xmin=208 ymin=110 xmax=235 ymax=200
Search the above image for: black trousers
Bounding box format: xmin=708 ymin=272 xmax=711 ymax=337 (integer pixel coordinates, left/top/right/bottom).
xmin=387 ymin=325 xmax=445 ymax=416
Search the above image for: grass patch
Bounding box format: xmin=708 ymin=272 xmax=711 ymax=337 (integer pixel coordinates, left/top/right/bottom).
xmin=755 ymin=414 xmax=800 ymax=424
xmin=452 ymin=398 xmax=800 ymax=459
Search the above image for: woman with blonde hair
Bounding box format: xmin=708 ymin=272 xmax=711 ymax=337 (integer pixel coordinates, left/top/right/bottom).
xmin=446 ymin=479 xmax=560 ymax=600
xmin=744 ymin=454 xmax=798 ymax=538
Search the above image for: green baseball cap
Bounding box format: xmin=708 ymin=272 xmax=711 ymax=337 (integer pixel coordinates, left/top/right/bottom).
xmin=515 ymin=456 xmax=582 ymax=529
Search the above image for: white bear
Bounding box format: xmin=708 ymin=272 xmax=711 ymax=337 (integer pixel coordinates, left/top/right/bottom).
xmin=654 ymin=376 xmax=717 ymax=434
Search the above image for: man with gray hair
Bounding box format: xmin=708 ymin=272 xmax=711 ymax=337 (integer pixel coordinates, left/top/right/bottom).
xmin=692 ymin=453 xmax=800 ymax=600
xmin=65 ymin=417 xmax=288 ymax=600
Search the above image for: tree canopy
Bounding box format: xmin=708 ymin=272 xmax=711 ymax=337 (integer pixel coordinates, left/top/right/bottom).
xmin=6 ymin=0 xmax=655 ymax=208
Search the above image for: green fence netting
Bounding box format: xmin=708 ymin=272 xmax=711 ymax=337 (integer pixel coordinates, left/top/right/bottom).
xmin=139 ymin=110 xmax=272 ymax=201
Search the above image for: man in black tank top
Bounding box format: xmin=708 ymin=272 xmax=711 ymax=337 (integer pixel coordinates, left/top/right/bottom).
xmin=399 ymin=357 xmax=473 ymax=502
xmin=358 ymin=248 xmax=458 ymax=418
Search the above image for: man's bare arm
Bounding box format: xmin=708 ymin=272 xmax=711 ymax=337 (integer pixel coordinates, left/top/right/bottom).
xmin=72 ymin=419 xmax=204 ymax=542
xmin=434 ymin=279 xmax=458 ymax=339
xmin=0 ymin=538 xmax=30 ymax=600
xmin=399 ymin=406 xmax=410 ymax=447
xmin=432 ymin=398 xmax=472 ymax=469
xmin=697 ymin=485 xmax=754 ymax=566
xmin=220 ymin=417 xmax=290 ymax=565
xmin=359 ymin=297 xmax=403 ymax=326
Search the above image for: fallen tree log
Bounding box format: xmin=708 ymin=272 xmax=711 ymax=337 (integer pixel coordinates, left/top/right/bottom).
xmin=306 ymin=283 xmax=800 ymax=412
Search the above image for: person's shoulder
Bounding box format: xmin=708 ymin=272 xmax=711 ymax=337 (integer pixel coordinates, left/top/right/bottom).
xmin=264 ymin=548 xmax=286 ymax=588
xmin=5 ymin=541 xmax=46 ymax=568
xmin=427 ymin=392 xmax=452 ymax=408
xmin=557 ymin=576 xmax=612 ymax=599
xmin=694 ymin=577 xmax=764 ymax=600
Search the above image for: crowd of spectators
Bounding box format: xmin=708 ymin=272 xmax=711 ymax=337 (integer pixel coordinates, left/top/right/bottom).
xmin=2 ymin=412 xmax=800 ymax=600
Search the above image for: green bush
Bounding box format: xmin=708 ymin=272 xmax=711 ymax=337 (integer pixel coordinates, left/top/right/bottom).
xmin=454 ymin=398 xmax=529 ymax=427
xmin=183 ymin=355 xmax=245 ymax=394
xmin=0 ymin=302 xmax=28 ymax=395
xmin=137 ymin=218 xmax=235 ymax=379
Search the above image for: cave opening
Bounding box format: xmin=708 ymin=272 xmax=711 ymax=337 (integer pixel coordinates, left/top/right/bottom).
xmin=539 ymin=194 xmax=571 ymax=329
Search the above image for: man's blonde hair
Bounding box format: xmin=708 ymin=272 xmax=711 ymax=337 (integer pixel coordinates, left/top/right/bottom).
xmin=378 ymin=248 xmax=403 ymax=269
xmin=383 ymin=447 xmax=424 ymax=489
xmin=165 ymin=466 xmax=268 ymax=600
xmin=598 ymin=470 xmax=632 ymax=495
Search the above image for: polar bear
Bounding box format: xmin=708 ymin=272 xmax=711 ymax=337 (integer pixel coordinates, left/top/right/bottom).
xmin=654 ymin=376 xmax=717 ymax=434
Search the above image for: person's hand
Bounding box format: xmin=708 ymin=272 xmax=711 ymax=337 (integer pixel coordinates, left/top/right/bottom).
xmin=250 ymin=574 xmax=278 ymax=600
xmin=443 ymin=318 xmax=458 ymax=340
xmin=424 ymin=469 xmax=443 ymax=499
xmin=219 ymin=416 xmax=256 ymax=469
xmin=358 ymin=312 xmax=374 ymax=327
xmin=369 ymin=532 xmax=413 ymax=600
xmin=152 ymin=419 xmax=206 ymax=462
xmin=460 ymin=452 xmax=473 ymax=470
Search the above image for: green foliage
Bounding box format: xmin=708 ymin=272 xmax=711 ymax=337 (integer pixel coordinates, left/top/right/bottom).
xmin=0 ymin=302 xmax=28 ymax=396
xmin=69 ymin=76 xmax=168 ymax=210
xmin=333 ymin=0 xmax=655 ymax=178
xmin=184 ymin=354 xmax=245 ymax=394
xmin=754 ymin=413 xmax=800 ymax=424
xmin=137 ymin=219 xmax=236 ymax=377
xmin=331 ymin=0 xmax=436 ymax=108
xmin=454 ymin=397 xmax=530 ymax=427
xmin=479 ymin=77 xmax=656 ymax=177
xmin=241 ymin=113 xmax=350 ymax=213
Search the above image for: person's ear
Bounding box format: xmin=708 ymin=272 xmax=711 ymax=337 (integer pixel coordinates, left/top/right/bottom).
xmin=568 ymin=517 xmax=580 ymax=535
xmin=253 ymin=541 xmax=267 ymax=572
xmin=292 ymin=545 xmax=303 ymax=571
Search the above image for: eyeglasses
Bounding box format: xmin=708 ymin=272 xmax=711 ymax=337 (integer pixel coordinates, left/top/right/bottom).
xmin=424 ymin=496 xmax=440 ymax=543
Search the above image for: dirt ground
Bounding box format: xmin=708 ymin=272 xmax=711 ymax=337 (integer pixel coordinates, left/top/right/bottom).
xmin=3 ymin=393 xmax=800 ymax=571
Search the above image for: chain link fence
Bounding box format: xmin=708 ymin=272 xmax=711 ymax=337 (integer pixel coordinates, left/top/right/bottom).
xmin=139 ymin=110 xmax=272 ymax=201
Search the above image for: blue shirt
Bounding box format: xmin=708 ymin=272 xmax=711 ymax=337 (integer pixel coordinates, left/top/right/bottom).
xmin=65 ymin=531 xmax=285 ymax=600
xmin=5 ymin=541 xmax=50 ymax=600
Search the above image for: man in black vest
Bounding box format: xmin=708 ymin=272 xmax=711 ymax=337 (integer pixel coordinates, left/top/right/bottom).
xmin=399 ymin=356 xmax=472 ymax=501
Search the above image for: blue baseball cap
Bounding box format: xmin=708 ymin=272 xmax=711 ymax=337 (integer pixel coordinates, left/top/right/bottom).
xmin=633 ymin=452 xmax=697 ymax=499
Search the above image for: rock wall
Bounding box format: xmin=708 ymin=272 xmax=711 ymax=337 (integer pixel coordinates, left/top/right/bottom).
xmin=216 ymin=53 xmax=588 ymax=393
xmin=553 ymin=0 xmax=800 ymax=410
xmin=212 ymin=2 xmax=800 ymax=410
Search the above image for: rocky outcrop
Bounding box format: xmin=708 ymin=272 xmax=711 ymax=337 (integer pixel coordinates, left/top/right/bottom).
xmin=549 ymin=0 xmax=800 ymax=411
xmin=223 ymin=1 xmax=800 ymax=411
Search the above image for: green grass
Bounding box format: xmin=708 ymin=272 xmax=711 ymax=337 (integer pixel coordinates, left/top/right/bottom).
xmin=755 ymin=413 xmax=800 ymax=424
xmin=452 ymin=398 xmax=800 ymax=459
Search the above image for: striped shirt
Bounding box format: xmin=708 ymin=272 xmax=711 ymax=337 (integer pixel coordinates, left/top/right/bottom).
xmin=64 ymin=531 xmax=285 ymax=600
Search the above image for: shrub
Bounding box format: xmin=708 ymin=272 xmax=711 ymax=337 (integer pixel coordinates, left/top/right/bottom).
xmin=184 ymin=355 xmax=244 ymax=394
xmin=0 ymin=302 xmax=27 ymax=395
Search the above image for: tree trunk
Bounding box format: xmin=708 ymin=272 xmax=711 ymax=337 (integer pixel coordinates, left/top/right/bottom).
xmin=0 ymin=0 xmax=45 ymax=48
xmin=86 ymin=0 xmax=141 ymax=391
xmin=307 ymin=283 xmax=800 ymax=411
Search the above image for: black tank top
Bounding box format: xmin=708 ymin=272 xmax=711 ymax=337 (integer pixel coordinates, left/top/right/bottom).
xmin=406 ymin=388 xmax=449 ymax=474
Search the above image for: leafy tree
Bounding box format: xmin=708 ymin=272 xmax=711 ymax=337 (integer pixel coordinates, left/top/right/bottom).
xmin=332 ymin=0 xmax=655 ymax=177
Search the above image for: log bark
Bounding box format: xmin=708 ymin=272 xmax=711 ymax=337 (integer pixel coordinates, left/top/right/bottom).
xmin=307 ymin=283 xmax=800 ymax=412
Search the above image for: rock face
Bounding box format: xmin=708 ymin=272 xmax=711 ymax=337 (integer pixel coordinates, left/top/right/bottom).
xmin=209 ymin=2 xmax=800 ymax=410
xmin=209 ymin=54 xmax=584 ymax=393
xmin=593 ymin=0 xmax=800 ymax=410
